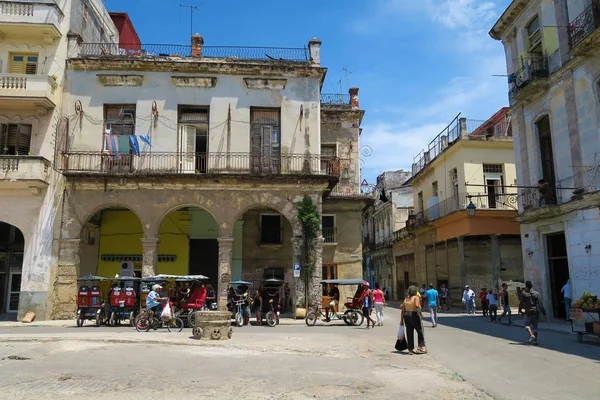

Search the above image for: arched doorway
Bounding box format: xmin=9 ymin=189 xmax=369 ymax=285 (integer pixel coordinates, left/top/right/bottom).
xmin=79 ymin=207 xmax=144 ymax=278
xmin=0 ymin=222 xmax=24 ymax=315
xmin=157 ymin=207 xmax=219 ymax=288
xmin=235 ymin=206 xmax=294 ymax=313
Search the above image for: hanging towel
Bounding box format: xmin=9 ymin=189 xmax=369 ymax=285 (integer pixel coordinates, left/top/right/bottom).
xmin=139 ymin=134 xmax=152 ymax=148
xmin=104 ymin=134 xmax=118 ymax=155
xmin=129 ymin=135 xmax=140 ymax=156
xmin=117 ymin=135 xmax=130 ymax=154
xmin=507 ymin=73 xmax=516 ymax=84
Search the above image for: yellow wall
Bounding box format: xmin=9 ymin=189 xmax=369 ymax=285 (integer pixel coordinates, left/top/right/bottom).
xmin=97 ymin=210 xmax=189 ymax=277
xmin=412 ymin=141 xmax=516 ymax=212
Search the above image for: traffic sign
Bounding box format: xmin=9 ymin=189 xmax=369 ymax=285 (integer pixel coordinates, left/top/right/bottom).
xmin=293 ymin=263 xmax=301 ymax=278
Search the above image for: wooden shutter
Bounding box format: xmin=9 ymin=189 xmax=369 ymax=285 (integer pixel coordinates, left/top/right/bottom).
xmin=9 ymin=55 xmax=25 ymax=74
xmin=261 ymin=125 xmax=272 ymax=174
xmin=6 ymin=124 xmax=31 ymax=155
xmin=25 ymin=56 xmax=37 ymax=75
xmin=250 ymin=124 xmax=261 ymax=173
xmin=184 ymin=125 xmax=196 ymax=160
xmin=0 ymin=124 xmax=7 ymax=154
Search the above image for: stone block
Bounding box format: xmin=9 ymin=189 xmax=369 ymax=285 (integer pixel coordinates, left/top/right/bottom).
xmin=192 ymin=311 xmax=232 ymax=340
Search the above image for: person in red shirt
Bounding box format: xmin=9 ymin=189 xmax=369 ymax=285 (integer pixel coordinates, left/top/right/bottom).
xmin=479 ymin=288 xmax=489 ymax=317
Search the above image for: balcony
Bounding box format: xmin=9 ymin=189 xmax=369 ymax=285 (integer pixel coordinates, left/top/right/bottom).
xmin=77 ymin=43 xmax=310 ymax=63
xmin=0 ymin=1 xmax=63 ymax=43
xmin=322 ymin=227 xmax=337 ymax=244
xmin=509 ymin=54 xmax=549 ymax=103
xmin=0 ymin=155 xmax=52 ymax=188
xmin=59 ymin=151 xmax=341 ymax=179
xmin=569 ymin=0 xmax=600 ymax=56
xmin=426 ymin=192 xmax=519 ymax=221
xmin=0 ymin=74 xmax=58 ymax=110
xmin=406 ymin=211 xmax=428 ymax=232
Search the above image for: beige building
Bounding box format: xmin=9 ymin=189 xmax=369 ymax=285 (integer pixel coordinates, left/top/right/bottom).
xmin=392 ymin=112 xmax=524 ymax=304
xmin=490 ymin=0 xmax=600 ymax=319
xmin=0 ymin=0 xmax=118 ymax=318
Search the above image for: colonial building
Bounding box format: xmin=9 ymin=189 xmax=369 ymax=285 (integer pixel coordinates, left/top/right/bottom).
xmin=392 ymin=112 xmax=524 ymax=305
xmin=362 ymin=170 xmax=412 ymax=298
xmin=0 ymin=0 xmax=118 ymax=318
xmin=38 ymin=22 xmax=368 ymax=320
xmin=490 ymin=0 xmax=600 ymax=319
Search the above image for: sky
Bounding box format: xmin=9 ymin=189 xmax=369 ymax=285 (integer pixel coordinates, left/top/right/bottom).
xmin=104 ymin=0 xmax=512 ymax=185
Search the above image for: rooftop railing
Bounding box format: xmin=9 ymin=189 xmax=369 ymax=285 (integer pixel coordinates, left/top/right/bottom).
xmin=77 ymin=43 xmax=310 ymax=62
xmin=320 ymin=93 xmax=351 ymax=106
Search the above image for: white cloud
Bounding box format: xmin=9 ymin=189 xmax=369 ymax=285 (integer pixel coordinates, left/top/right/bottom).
xmin=427 ymin=0 xmax=497 ymax=30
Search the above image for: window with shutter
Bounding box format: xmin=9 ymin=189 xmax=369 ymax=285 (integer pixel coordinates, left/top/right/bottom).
xmin=179 ymin=107 xmax=209 ymax=124
xmin=9 ymin=54 xmax=37 ymax=75
xmin=250 ymin=108 xmax=280 ymax=174
xmin=104 ymin=105 xmax=136 ymax=137
xmin=0 ymin=124 xmax=32 ymax=155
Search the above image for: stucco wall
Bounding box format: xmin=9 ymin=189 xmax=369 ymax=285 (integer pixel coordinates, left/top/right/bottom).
xmin=64 ymin=70 xmax=322 ymax=157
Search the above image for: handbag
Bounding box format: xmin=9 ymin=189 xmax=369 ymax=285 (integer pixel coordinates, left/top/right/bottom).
xmin=395 ymin=325 xmax=408 ymax=351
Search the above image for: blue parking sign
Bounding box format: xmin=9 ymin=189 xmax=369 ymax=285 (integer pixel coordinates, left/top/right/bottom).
xmin=293 ymin=263 xmax=301 ymax=278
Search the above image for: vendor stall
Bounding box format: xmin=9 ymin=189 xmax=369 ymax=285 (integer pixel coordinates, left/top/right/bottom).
xmin=569 ymin=291 xmax=600 ymax=343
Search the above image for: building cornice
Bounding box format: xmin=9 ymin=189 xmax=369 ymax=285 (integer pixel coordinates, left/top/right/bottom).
xmin=489 ymin=0 xmax=531 ymax=40
xmin=67 ymin=58 xmax=327 ymax=80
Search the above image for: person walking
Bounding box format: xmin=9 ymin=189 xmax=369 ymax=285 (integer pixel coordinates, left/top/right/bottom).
xmin=440 ymin=283 xmax=450 ymax=311
xmin=400 ymin=285 xmax=427 ymax=354
xmin=518 ymin=281 xmax=547 ymax=345
xmin=561 ymin=279 xmax=572 ymax=320
xmin=361 ymin=283 xmax=376 ymax=329
xmin=373 ymin=283 xmax=387 ymax=326
xmin=498 ymin=283 xmax=512 ymax=324
xmin=425 ymin=283 xmax=440 ymax=327
xmin=253 ymin=289 xmax=262 ymax=326
xmin=479 ymin=288 xmax=489 ymax=317
xmin=463 ymin=285 xmax=476 ymax=315
xmin=487 ymin=290 xmax=498 ymax=322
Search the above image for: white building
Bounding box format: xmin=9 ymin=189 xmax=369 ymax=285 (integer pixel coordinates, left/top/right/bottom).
xmin=0 ymin=0 xmax=117 ymax=318
xmin=490 ymin=0 xmax=600 ymax=319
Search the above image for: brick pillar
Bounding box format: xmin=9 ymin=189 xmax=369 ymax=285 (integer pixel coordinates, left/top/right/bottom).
xmin=50 ymin=238 xmax=82 ymax=319
xmin=308 ymin=37 xmax=322 ymax=65
xmin=191 ymin=33 xmax=204 ymax=59
xmin=349 ymin=87 xmax=359 ymax=109
xmin=141 ymin=238 xmax=159 ymax=278
xmin=217 ymin=237 xmax=234 ymax=311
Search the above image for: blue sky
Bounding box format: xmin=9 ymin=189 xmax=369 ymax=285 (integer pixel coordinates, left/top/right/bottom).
xmin=105 ymin=0 xmax=512 ymax=185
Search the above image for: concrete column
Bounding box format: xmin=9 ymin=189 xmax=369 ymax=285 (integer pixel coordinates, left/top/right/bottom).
xmin=217 ymin=237 xmax=234 ymax=311
xmin=231 ymin=221 xmax=244 ymax=281
xmin=553 ymin=0 xmax=572 ymax=65
xmin=292 ymin=236 xmax=323 ymax=310
xmin=291 ymin=236 xmax=304 ymax=309
xmin=308 ymin=38 xmax=322 ymax=65
xmin=141 ymin=238 xmax=159 ymax=278
xmin=491 ymin=235 xmax=501 ymax=292
xmin=515 ymin=106 xmax=530 ymax=184
xmin=458 ymin=236 xmax=466 ymax=305
xmin=391 ymin=253 xmax=398 ymax=300
xmin=50 ymin=238 xmax=82 ymax=320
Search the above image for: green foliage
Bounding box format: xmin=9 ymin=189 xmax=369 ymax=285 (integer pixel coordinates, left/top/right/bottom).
xmin=296 ymin=196 xmax=320 ymax=308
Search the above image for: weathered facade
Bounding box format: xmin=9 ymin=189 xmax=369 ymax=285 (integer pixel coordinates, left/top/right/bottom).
xmin=392 ymin=112 xmax=524 ymax=304
xmin=491 ymin=0 xmax=600 ymax=319
xmin=0 ymin=0 xmax=118 ymax=318
xmin=362 ymin=170 xmax=413 ymax=299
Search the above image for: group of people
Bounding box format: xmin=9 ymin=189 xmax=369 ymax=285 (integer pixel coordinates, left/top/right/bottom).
xmin=461 ymin=283 xmax=513 ymax=324
xmin=144 ymin=282 xmax=217 ymax=316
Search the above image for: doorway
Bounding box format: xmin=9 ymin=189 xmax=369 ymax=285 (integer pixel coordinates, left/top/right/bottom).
xmin=189 ymin=239 xmax=218 ymax=290
xmin=546 ymin=233 xmax=569 ymax=319
xmin=0 ymin=223 xmax=24 ymax=315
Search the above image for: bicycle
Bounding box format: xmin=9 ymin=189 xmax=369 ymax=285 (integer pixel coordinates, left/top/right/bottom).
xmin=135 ymin=305 xmax=184 ymax=332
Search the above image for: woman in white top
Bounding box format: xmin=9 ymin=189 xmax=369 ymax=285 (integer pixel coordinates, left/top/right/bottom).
xmin=487 ymin=290 xmax=498 ymax=322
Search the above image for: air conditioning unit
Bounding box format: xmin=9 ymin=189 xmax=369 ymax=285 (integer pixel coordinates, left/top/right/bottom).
xmin=119 ymin=261 xmax=134 ymax=277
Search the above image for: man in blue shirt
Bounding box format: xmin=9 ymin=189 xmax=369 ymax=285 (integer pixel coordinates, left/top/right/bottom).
xmin=146 ymin=284 xmax=166 ymax=315
xmin=425 ymin=283 xmax=440 ymax=327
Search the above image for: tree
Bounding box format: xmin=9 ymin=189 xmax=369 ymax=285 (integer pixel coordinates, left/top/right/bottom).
xmin=296 ymin=196 xmax=320 ymax=310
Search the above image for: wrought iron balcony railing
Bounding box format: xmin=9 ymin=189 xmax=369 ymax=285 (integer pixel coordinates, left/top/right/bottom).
xmin=509 ymin=54 xmax=549 ymax=101
xmin=322 ymin=227 xmax=337 ymax=243
xmin=59 ymin=151 xmax=341 ymax=178
xmin=569 ymin=0 xmax=600 ymax=50
xmin=77 ymin=43 xmax=310 ymax=62
xmin=426 ymin=192 xmax=519 ymax=221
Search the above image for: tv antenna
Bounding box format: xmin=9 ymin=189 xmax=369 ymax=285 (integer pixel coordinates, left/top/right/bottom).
xmin=180 ymin=2 xmax=199 ymax=37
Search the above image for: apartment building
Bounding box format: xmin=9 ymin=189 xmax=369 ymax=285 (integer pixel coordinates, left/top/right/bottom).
xmin=0 ymin=0 xmax=117 ymax=318
xmin=392 ymin=112 xmax=524 ymax=304
xmin=490 ymin=0 xmax=600 ymax=319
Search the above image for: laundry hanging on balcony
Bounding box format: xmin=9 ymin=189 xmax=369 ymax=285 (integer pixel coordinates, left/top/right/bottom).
xmin=129 ymin=135 xmax=141 ymax=156
xmin=139 ymin=134 xmax=152 ymax=148
xmin=104 ymin=134 xmax=118 ymax=155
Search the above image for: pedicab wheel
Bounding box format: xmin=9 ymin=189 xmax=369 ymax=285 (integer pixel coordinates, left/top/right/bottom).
xmin=136 ymin=316 xmax=151 ymax=332
xmin=109 ymin=312 xmax=116 ymax=327
xmin=305 ymin=311 xmax=318 ymax=326
xmin=167 ymin=317 xmax=184 ymax=332
xmin=95 ymin=311 xmax=103 ymax=327
xmin=234 ymin=312 xmax=243 ymax=327
xmin=266 ymin=311 xmax=277 ymax=327
xmin=129 ymin=311 xmax=135 ymax=327
xmin=187 ymin=310 xmax=198 ymax=328
xmin=342 ymin=311 xmax=353 ymax=326
xmin=351 ymin=310 xmax=364 ymax=326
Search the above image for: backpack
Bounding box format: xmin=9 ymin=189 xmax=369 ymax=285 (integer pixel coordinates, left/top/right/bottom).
xmin=521 ymin=289 xmax=539 ymax=317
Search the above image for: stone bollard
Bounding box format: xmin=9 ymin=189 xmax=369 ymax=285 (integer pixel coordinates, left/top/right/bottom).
xmin=192 ymin=311 xmax=232 ymax=340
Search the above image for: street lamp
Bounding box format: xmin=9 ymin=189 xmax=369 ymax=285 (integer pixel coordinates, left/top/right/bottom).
xmin=466 ymin=198 xmax=476 ymax=217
